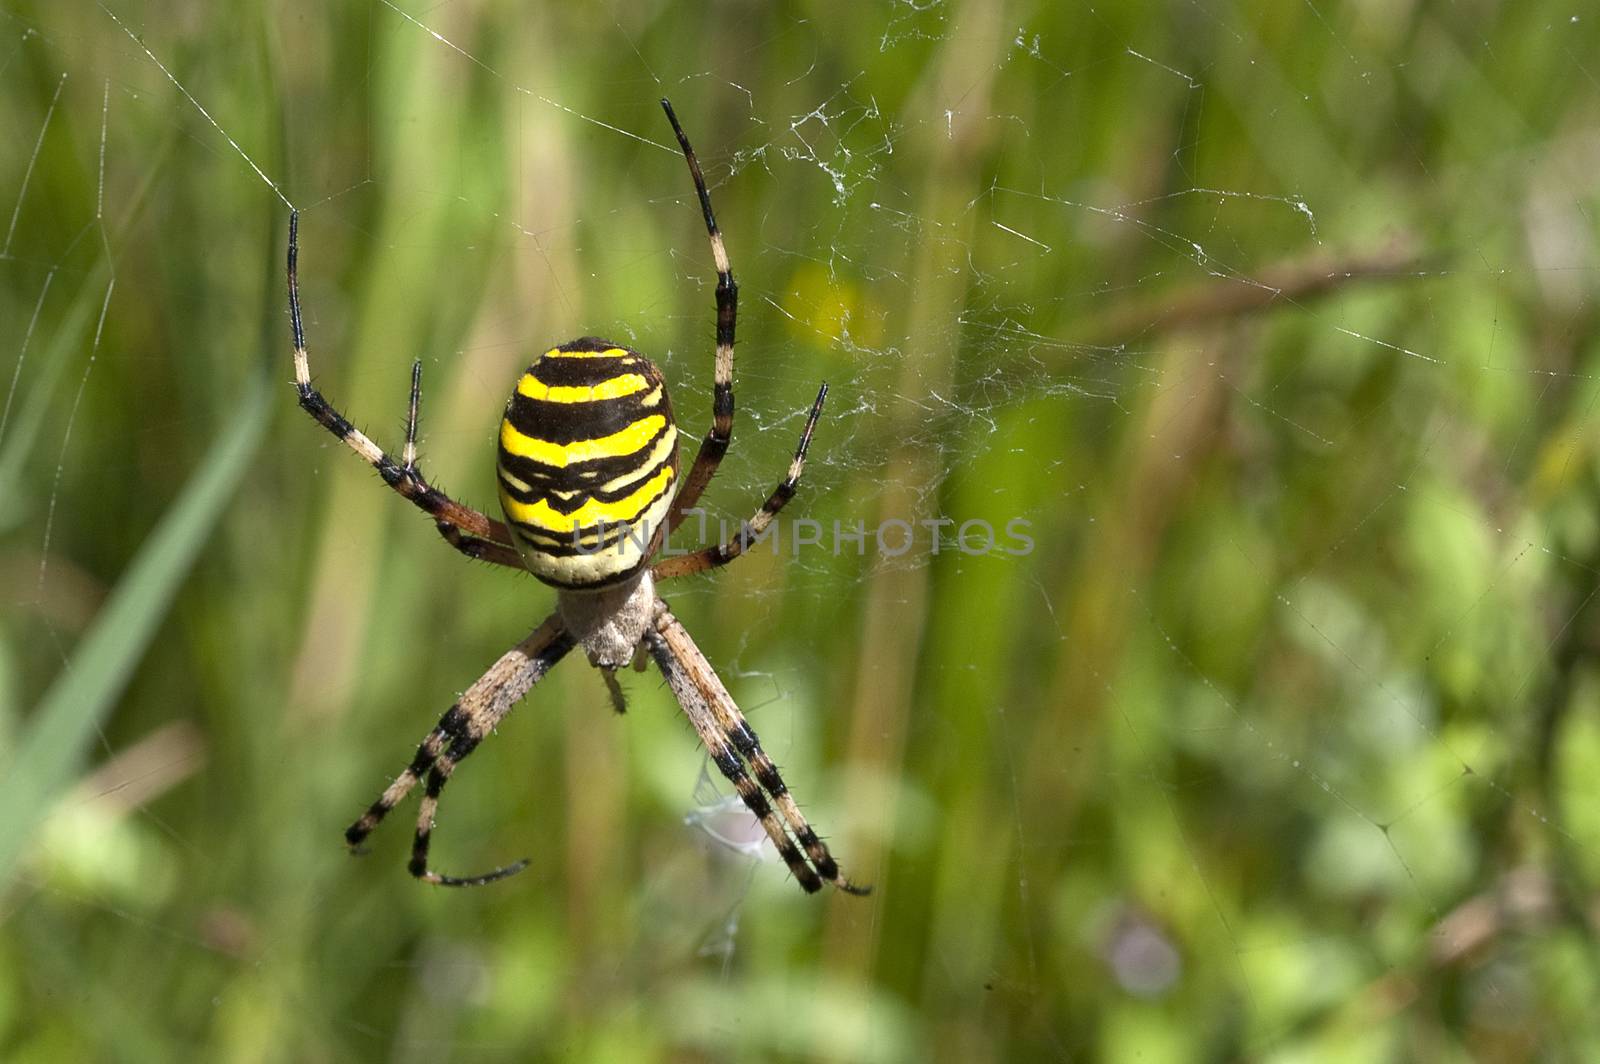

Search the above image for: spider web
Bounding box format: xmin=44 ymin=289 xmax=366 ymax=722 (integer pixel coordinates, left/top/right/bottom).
xmin=4 ymin=0 xmax=1600 ymax=1059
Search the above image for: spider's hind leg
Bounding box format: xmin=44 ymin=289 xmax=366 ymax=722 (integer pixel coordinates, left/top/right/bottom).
xmin=343 ymin=615 xmax=576 ymax=886
xmin=647 ymin=605 xmax=869 ymax=896
xmin=345 ymin=704 xmax=465 ymax=852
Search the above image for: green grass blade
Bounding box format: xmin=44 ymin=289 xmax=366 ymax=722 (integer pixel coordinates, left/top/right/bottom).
xmin=0 ymin=372 xmax=273 ymax=885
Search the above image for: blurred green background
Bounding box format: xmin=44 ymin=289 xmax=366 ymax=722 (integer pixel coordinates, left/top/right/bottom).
xmin=4 ymin=1 xmax=1600 ymax=1060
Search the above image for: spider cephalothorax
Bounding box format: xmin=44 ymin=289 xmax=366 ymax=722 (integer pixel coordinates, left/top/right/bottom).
xmin=287 ymin=100 xmax=865 ymax=896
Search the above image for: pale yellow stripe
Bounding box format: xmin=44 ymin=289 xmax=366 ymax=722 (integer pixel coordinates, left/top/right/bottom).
xmin=499 ymin=467 xmax=531 ymax=494
xmin=500 ymin=414 xmax=666 ymax=466
xmin=516 ymin=372 xmax=650 ymax=403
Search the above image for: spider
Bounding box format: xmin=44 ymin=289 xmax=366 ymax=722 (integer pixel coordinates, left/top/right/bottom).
xmin=287 ymin=99 xmax=866 ymax=896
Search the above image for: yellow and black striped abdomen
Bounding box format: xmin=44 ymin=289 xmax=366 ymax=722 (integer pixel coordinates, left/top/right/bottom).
xmin=497 ymin=337 xmax=679 ymax=589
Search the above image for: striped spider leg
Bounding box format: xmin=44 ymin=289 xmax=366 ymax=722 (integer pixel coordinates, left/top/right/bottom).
xmin=646 ymin=605 xmax=868 ymax=895
xmin=652 ymin=382 xmax=827 ymax=581
xmin=344 ymin=615 xmax=576 ymax=885
xmin=287 ymin=211 xmax=525 ymax=571
xmin=658 ymin=98 xmax=737 ymax=538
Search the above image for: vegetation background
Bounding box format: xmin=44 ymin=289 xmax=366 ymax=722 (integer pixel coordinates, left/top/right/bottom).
xmin=3 ymin=1 xmax=1599 ymax=1060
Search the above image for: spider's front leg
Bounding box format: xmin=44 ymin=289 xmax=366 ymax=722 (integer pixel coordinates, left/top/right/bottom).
xmin=286 ymin=211 xmax=524 ymax=571
xmin=345 ymin=614 xmax=575 ymax=886
xmin=658 ymin=98 xmax=740 ymax=535
xmin=654 ymin=382 xmax=827 ymax=581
